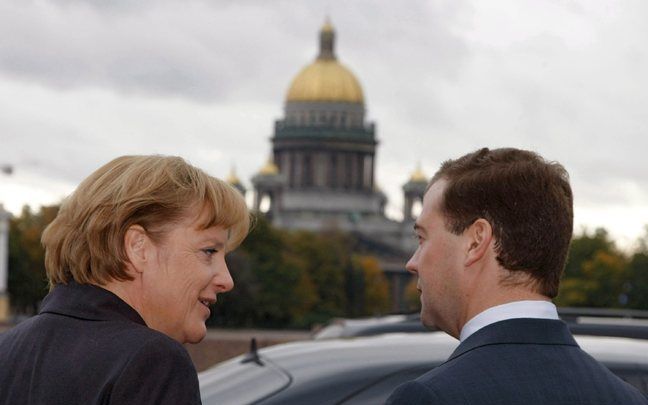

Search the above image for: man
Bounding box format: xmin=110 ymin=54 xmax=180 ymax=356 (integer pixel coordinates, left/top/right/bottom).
xmin=386 ymin=148 xmax=646 ymax=404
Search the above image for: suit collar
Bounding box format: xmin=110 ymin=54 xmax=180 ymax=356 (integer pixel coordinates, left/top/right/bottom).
xmin=449 ymin=318 xmax=578 ymax=362
xmin=459 ymin=300 xmax=559 ymax=342
xmin=39 ymin=281 xmax=146 ymax=326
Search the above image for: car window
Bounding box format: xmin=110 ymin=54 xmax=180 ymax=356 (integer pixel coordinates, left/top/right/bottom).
xmin=260 ymin=365 xmax=418 ymax=405
xmin=340 ymin=365 xmax=433 ymax=404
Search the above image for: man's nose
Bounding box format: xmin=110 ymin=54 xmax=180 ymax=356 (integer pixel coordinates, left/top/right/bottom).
xmin=405 ymin=253 xmax=418 ymax=274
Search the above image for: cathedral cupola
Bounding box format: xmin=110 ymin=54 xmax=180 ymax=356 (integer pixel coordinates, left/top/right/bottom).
xmin=402 ymin=163 xmax=428 ymax=221
xmin=285 ymin=19 xmax=364 ymax=104
xmin=251 ymin=157 xmax=285 ymax=217
xmin=226 ymin=166 xmax=246 ymax=195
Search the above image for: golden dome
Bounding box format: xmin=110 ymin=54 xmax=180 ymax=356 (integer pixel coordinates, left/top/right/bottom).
xmin=409 ymin=163 xmax=427 ymax=183
xmin=258 ymin=158 xmax=279 ymax=176
xmin=286 ymin=61 xmax=364 ymax=103
xmin=285 ymin=20 xmax=364 ymax=104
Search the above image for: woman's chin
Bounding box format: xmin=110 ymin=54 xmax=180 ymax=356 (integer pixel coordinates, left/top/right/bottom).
xmin=183 ymin=324 xmax=207 ymax=344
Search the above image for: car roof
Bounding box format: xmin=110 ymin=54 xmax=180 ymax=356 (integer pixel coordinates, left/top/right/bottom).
xmin=256 ymin=332 xmax=648 ymax=365
xmin=575 ymin=335 xmax=648 ymax=364
xmin=262 ymin=332 xmax=456 ymax=364
xmin=313 ymin=308 xmax=648 ymax=340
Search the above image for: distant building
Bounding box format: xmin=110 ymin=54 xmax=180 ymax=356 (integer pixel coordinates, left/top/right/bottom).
xmin=242 ymin=21 xmax=428 ymax=311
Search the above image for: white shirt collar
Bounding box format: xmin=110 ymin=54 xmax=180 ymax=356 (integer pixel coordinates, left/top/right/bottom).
xmin=459 ymin=300 xmax=559 ymax=342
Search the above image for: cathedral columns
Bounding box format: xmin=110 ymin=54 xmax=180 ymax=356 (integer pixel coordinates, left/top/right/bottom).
xmin=314 ymin=152 xmax=326 ymax=187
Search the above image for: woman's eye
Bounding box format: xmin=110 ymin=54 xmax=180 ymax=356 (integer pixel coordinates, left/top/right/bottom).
xmin=202 ymin=248 xmax=218 ymax=257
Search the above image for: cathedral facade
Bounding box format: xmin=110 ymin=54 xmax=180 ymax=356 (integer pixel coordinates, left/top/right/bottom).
xmin=235 ymin=21 xmax=429 ymax=311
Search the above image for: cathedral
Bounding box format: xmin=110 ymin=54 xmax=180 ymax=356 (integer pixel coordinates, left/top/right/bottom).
xmin=230 ymin=20 xmax=429 ymax=311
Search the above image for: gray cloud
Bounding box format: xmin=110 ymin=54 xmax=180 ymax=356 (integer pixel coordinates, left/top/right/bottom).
xmin=0 ymin=0 xmax=471 ymax=104
xmin=0 ymin=1 xmax=309 ymax=102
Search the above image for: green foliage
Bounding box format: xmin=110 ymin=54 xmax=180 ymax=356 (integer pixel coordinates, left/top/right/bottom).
xmin=11 ymin=204 xmax=647 ymax=327
xmin=563 ymin=228 xmax=615 ymax=278
xmin=206 ymin=250 xmax=260 ymax=328
xmin=404 ymin=277 xmax=421 ymax=313
xmin=556 ymin=227 xmax=638 ymax=309
xmin=352 ymin=255 xmax=391 ymax=315
xmin=286 ymin=230 xmax=349 ymax=324
xmin=626 ymin=228 xmax=648 ymax=309
xmin=208 ymin=216 xmax=392 ymax=329
xmin=8 ymin=205 xmax=59 ymax=314
xmin=7 ymin=207 xmax=391 ymax=328
xmin=625 ymin=252 xmax=648 ymax=308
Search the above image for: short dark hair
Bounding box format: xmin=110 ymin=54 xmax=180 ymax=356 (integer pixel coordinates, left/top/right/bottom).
xmin=431 ymin=147 xmax=573 ymax=297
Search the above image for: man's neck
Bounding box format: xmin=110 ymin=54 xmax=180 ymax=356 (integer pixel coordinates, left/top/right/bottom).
xmin=459 ymin=299 xmax=558 ymax=341
xmin=459 ymin=287 xmax=549 ymax=336
xmin=467 ymin=289 xmax=549 ymax=318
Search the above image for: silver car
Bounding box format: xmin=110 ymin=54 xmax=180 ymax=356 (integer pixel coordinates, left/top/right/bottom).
xmin=199 ymin=332 xmax=648 ymax=404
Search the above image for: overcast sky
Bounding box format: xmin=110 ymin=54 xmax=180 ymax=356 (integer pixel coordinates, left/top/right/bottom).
xmin=1 ymin=0 xmax=647 ymax=249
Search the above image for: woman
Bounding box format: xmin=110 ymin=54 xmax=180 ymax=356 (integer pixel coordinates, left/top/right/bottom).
xmin=0 ymin=155 xmax=250 ymax=404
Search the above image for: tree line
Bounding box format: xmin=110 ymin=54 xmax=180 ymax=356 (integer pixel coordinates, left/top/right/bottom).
xmin=6 ymin=205 xmax=648 ymax=328
xmin=208 ymin=215 xmax=391 ymax=328
xmin=7 ymin=205 xmax=391 ymax=327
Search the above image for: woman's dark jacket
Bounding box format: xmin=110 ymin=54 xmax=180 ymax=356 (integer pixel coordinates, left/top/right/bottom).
xmin=0 ymin=281 xmax=201 ymax=405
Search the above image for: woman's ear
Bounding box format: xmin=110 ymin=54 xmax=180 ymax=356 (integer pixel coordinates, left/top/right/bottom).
xmin=464 ymin=218 xmax=493 ymax=267
xmin=124 ymin=225 xmax=150 ymax=274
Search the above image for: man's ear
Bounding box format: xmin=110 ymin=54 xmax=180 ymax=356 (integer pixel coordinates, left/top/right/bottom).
xmin=464 ymin=218 xmax=493 ymax=267
xmin=124 ymin=225 xmax=150 ymax=274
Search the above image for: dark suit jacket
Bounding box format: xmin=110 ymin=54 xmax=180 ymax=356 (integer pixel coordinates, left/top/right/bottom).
xmin=0 ymin=282 xmax=201 ymax=405
xmin=386 ymin=318 xmax=647 ymax=404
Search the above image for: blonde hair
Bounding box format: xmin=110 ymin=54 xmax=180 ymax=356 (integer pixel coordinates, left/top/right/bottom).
xmin=42 ymin=155 xmax=250 ymax=287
